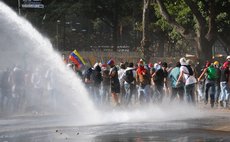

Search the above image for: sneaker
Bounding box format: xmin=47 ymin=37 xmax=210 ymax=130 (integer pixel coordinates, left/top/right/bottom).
xmin=211 ymin=101 xmax=214 ymax=108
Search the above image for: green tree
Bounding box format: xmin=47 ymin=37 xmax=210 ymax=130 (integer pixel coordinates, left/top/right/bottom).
xmin=155 ymin=0 xmax=229 ymax=61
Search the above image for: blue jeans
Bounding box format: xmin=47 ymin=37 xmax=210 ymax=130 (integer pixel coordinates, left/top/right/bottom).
xmin=153 ymin=84 xmax=164 ymax=103
xmin=185 ymin=83 xmax=196 ymax=104
xmin=124 ymin=83 xmax=135 ymax=105
xmin=138 ymin=84 xmax=151 ymax=103
xmin=170 ymin=86 xmax=184 ymax=102
xmin=205 ymin=82 xmax=215 ymax=104
xmin=220 ymin=82 xmax=230 ymax=102
xmin=101 ymin=85 xmax=110 ymax=104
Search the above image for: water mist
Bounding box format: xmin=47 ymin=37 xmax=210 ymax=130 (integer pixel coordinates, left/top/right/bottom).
xmin=0 ymin=1 xmax=100 ymax=125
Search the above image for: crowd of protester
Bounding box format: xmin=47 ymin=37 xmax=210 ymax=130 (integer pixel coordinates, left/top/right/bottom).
xmin=0 ymin=65 xmax=60 ymax=114
xmin=75 ymin=56 xmax=230 ymax=109
xmin=1 ymin=55 xmax=230 ymax=114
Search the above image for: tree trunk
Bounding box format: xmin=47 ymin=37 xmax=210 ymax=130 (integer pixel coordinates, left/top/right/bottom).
xmin=158 ymin=41 xmax=164 ymax=57
xmin=184 ymin=0 xmax=216 ymax=62
xmin=194 ymin=1 xmax=214 ymax=63
xmin=140 ymin=0 xmax=151 ymax=62
xmin=156 ymin=0 xmax=218 ymax=62
xmin=196 ymin=36 xmax=213 ymax=63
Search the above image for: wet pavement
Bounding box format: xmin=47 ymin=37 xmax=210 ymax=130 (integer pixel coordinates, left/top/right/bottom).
xmin=0 ymin=111 xmax=229 ymax=142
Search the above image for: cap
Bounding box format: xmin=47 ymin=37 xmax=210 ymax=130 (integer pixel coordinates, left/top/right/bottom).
xmin=179 ymin=57 xmax=187 ymax=65
xmin=101 ymin=64 xmax=107 ymax=68
xmin=223 ymin=61 xmax=229 ymax=69
xmin=139 ymin=59 xmax=144 ymax=64
xmin=148 ymin=63 xmax=153 ymax=68
xmin=107 ymin=59 xmax=114 ymax=65
xmin=226 ymin=56 xmax=230 ymax=60
xmin=213 ymin=61 xmax=219 ymax=66
xmin=154 ymin=63 xmax=161 ymax=71
xmin=138 ymin=59 xmax=144 ymax=66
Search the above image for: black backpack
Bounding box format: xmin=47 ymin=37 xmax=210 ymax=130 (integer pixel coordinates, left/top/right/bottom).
xmin=124 ymin=69 xmax=135 ymax=84
xmin=183 ymin=65 xmax=194 ymax=76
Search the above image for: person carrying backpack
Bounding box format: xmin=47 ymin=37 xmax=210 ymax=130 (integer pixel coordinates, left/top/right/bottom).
xmin=176 ymin=57 xmax=197 ymax=104
xmin=121 ymin=62 xmax=136 ymax=105
xmin=198 ymin=62 xmax=218 ymax=108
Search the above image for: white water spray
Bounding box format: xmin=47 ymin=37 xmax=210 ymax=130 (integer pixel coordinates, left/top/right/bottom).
xmin=0 ymin=2 xmax=100 ymax=124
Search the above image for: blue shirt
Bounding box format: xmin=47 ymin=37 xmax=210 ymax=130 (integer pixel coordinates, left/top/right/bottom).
xmin=168 ymin=67 xmax=183 ymax=88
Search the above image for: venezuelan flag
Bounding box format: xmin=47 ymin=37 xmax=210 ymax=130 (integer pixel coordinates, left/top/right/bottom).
xmin=68 ymin=50 xmax=86 ymax=67
xmin=73 ymin=50 xmax=86 ymax=65
xmin=69 ymin=53 xmax=81 ymax=67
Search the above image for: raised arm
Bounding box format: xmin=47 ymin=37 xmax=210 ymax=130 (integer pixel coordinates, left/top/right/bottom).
xmin=198 ymin=68 xmax=208 ymax=82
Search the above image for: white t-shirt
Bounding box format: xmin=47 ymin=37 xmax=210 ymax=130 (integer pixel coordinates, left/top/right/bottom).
xmin=118 ymin=68 xmax=125 ymax=85
xmin=180 ymin=65 xmax=197 ymax=85
xmin=121 ymin=67 xmax=136 ymax=84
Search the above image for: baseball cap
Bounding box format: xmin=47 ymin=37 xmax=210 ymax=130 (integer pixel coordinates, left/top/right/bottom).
xmin=107 ymin=59 xmax=114 ymax=65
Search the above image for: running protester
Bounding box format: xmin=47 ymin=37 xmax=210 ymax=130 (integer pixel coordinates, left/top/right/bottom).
xmin=213 ymin=61 xmax=221 ymax=106
xmin=168 ymin=62 xmax=184 ymax=102
xmin=219 ymin=61 xmax=230 ymax=108
xmin=198 ymin=62 xmax=218 ymax=108
xmin=177 ymin=57 xmax=197 ymax=104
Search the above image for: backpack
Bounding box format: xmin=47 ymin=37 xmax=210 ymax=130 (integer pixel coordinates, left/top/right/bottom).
xmin=153 ymin=68 xmax=164 ymax=84
xmin=92 ymin=71 xmax=102 ymax=84
xmin=183 ymin=65 xmax=194 ymax=76
xmin=83 ymin=68 xmax=93 ymax=82
xmin=207 ymin=66 xmax=218 ymax=80
xmin=124 ymin=69 xmax=135 ymax=84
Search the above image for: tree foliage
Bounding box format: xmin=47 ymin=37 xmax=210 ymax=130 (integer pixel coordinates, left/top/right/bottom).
xmin=2 ymin=0 xmax=230 ymax=60
xmin=154 ymin=0 xmax=230 ymax=61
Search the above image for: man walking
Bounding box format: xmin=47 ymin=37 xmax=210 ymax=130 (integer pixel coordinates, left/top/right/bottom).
xmin=107 ymin=59 xmax=120 ymax=106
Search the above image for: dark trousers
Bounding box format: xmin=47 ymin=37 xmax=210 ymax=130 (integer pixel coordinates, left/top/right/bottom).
xmin=205 ymin=82 xmax=215 ymax=104
xmin=170 ymin=86 xmax=184 ymax=102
